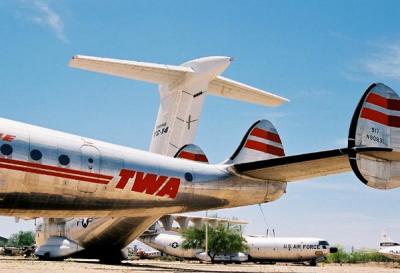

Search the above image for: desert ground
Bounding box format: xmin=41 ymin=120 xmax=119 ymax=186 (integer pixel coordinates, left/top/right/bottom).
xmin=0 ymin=257 xmax=399 ymax=273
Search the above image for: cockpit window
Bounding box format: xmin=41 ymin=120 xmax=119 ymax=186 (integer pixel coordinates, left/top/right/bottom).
xmin=319 ymin=240 xmax=329 ymax=245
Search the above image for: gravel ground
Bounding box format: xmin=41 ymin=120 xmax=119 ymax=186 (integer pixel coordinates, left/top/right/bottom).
xmin=0 ymin=257 xmax=399 ymax=273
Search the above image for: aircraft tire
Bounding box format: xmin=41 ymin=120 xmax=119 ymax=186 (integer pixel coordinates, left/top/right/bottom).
xmin=309 ymin=259 xmax=317 ymax=266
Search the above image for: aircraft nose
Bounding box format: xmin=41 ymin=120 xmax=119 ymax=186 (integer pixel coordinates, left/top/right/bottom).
xmin=329 ymin=247 xmax=338 ymax=253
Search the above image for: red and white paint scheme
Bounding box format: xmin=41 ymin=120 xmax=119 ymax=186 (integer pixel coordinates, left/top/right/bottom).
xmin=35 ymin=55 xmax=289 ymax=262
xmin=174 ymin=144 xmax=209 ymax=163
xmin=227 ymin=119 xmax=285 ymax=165
xmin=1 ymin=55 xmax=398 ymax=262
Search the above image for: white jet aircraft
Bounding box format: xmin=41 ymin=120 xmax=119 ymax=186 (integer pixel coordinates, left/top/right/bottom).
xmin=0 ymin=55 xmax=397 ymax=262
xmin=379 ymin=231 xmax=400 ymax=260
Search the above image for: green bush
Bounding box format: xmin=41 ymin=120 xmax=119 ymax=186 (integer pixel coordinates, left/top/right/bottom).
xmin=325 ymin=245 xmax=391 ymax=264
xmin=6 ymin=231 xmax=35 ymax=247
xmin=182 ymin=223 xmax=248 ymax=263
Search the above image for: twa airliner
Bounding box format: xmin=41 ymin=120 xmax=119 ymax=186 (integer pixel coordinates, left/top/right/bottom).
xmin=0 ymin=55 xmax=398 ymax=262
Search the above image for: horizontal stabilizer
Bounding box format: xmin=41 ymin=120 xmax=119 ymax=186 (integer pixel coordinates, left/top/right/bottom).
xmin=233 ymin=148 xmax=351 ymax=182
xmin=232 ymin=147 xmax=392 ymax=182
xmin=208 ymin=76 xmax=288 ymax=106
xmin=69 ymin=55 xmax=193 ymax=85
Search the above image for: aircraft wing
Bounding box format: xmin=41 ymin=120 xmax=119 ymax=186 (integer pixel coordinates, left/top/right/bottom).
xmin=69 ymin=55 xmax=194 ymax=85
xmin=208 ymin=76 xmax=288 ymax=106
xmin=232 ymin=147 xmax=392 ymax=182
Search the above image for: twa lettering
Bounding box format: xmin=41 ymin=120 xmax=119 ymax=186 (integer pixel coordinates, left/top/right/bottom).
xmin=0 ymin=134 xmax=15 ymax=142
xmin=115 ymin=169 xmax=180 ymax=199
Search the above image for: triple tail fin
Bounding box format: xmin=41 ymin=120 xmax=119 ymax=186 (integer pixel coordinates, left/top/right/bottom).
xmin=228 ymin=120 xmax=285 ymax=164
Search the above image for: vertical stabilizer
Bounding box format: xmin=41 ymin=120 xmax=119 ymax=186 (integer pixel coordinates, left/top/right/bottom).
xmin=69 ymin=55 xmax=288 ymax=157
xmin=228 ymin=119 xmax=285 ymax=164
xmin=151 ymin=56 xmax=232 ymax=156
xmin=380 ymin=230 xmax=399 ymax=248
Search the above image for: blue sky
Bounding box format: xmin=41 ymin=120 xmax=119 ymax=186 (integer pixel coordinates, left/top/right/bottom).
xmin=1 ymin=0 xmax=400 ymax=249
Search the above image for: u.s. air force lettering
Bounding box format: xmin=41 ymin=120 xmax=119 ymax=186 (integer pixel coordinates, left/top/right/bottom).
xmin=283 ymin=244 xmax=323 ymax=250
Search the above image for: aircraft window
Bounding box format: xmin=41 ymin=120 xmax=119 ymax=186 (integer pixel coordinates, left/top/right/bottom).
xmin=58 ymin=154 xmax=70 ymax=166
xmin=319 ymin=241 xmax=329 ymax=245
xmin=30 ymin=149 xmax=42 ymax=161
xmin=184 ymin=172 xmax=193 ymax=182
xmin=88 ymin=158 xmax=94 ymax=164
xmin=0 ymin=144 xmax=13 ymax=156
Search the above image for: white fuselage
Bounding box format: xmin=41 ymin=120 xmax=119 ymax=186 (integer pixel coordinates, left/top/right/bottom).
xmin=0 ymin=117 xmax=286 ymax=254
xmin=140 ymin=232 xmax=333 ymax=263
xmin=379 ymin=246 xmax=400 ymax=260
xmin=245 ymin=236 xmax=331 ymax=262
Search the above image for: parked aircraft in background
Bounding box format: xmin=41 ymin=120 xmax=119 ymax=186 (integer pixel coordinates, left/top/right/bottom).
xmin=245 ymin=235 xmax=337 ymax=266
xmin=0 ymin=55 xmax=397 ymax=262
xmin=139 ymin=215 xmax=337 ymax=266
xmin=379 ymin=231 xmax=400 ymax=260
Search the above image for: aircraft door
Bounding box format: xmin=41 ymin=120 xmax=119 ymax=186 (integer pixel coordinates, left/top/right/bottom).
xmin=78 ymin=145 xmax=101 ymax=193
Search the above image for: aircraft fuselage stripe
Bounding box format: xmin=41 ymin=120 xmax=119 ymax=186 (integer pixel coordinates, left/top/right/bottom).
xmin=0 ymin=157 xmax=113 ymax=180
xmin=0 ymin=161 xmax=111 ymax=184
xmin=360 ymin=107 xmax=400 ymax=127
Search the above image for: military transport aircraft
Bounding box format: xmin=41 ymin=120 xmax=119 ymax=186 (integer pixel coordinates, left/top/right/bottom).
xmin=139 ymin=215 xmax=337 ymax=266
xmin=0 ymin=55 xmax=398 ymax=262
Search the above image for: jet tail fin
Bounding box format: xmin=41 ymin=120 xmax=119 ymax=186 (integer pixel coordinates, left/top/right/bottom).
xmin=69 ymin=55 xmax=288 ymax=157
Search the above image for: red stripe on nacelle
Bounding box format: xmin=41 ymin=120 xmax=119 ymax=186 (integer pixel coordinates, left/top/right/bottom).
xmin=244 ymin=140 xmax=285 ymax=156
xmin=178 ymin=151 xmax=208 ymax=162
xmin=361 ymin=107 xmax=400 ymax=127
xmin=250 ymin=128 xmax=282 ymax=144
xmin=366 ymin=92 xmax=400 ymax=111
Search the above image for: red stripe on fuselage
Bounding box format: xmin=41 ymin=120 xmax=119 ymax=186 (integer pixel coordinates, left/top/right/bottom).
xmin=366 ymin=92 xmax=400 ymax=111
xmin=250 ymin=128 xmax=282 ymax=144
xmin=0 ymin=157 xmax=112 ymax=180
xmin=244 ymin=140 xmax=285 ymax=156
xmin=361 ymin=107 xmax=400 ymax=128
xmin=0 ymin=161 xmax=110 ymax=184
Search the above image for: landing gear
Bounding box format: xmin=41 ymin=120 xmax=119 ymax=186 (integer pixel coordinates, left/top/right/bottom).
xmin=97 ymin=249 xmax=125 ymax=264
xmin=99 ymin=256 xmax=122 ymax=264
xmin=309 ymin=259 xmax=317 ymax=266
